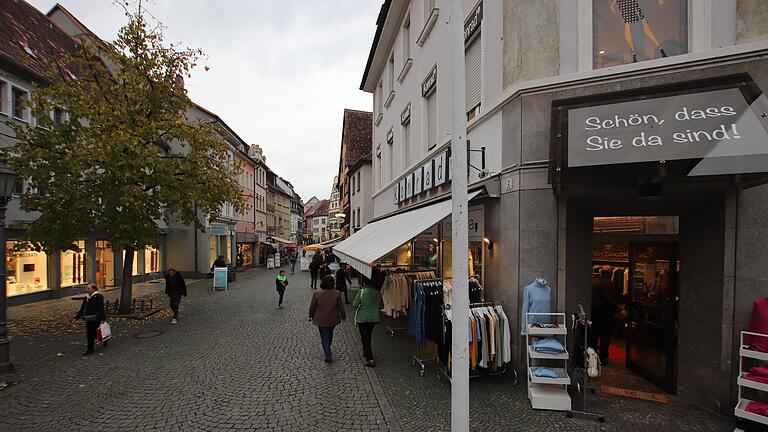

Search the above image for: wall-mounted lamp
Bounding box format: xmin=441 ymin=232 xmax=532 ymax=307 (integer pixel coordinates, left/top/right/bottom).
xmin=433 ymin=238 xmax=439 ymax=243
xmin=483 ymin=237 xmax=493 ymax=250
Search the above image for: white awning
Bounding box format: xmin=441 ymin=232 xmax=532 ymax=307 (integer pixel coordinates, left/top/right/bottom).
xmin=269 ymin=236 xmax=293 ymax=244
xmin=334 ymin=191 xmax=481 ymax=278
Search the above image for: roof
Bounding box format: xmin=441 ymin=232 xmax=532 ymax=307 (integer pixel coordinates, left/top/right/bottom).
xmin=340 ymin=109 xmax=373 ymax=168
xmin=0 ymin=0 xmax=80 ymax=82
xmin=306 ymin=200 xmax=329 ymax=218
xmin=360 ymin=0 xmax=392 ymax=91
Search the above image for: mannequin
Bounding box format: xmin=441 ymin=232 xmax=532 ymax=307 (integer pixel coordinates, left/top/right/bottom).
xmin=610 ymin=0 xmax=668 ymax=62
xmin=520 ymin=277 xmax=552 ymax=335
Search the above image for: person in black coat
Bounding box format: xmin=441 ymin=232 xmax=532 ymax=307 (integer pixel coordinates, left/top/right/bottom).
xmin=335 ymin=263 xmax=352 ymax=304
xmin=319 ymin=263 xmax=332 ymax=280
xmin=75 ymin=283 xmax=106 ymax=356
xmin=309 ymin=258 xmax=320 ymax=289
xmin=165 ymin=268 xmax=187 ymax=324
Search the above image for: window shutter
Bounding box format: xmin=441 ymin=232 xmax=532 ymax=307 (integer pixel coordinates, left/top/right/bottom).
xmin=427 ymin=93 xmax=437 ymax=149
xmin=465 ymin=36 xmax=482 ymax=112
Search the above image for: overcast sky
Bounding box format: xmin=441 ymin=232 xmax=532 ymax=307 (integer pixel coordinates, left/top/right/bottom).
xmin=27 ymin=0 xmax=378 ymax=202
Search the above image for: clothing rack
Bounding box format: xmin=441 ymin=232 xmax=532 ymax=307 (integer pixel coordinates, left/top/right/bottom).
xmin=409 ymin=277 xmax=443 ymax=377
xmin=384 ymin=270 xmax=436 ymax=338
xmin=437 ymin=300 xmax=517 ymax=385
xmin=567 ymin=304 xmax=605 ymax=422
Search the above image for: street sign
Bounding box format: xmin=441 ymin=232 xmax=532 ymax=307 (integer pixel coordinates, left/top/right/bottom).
xmin=210 ymin=224 xmax=227 ymax=236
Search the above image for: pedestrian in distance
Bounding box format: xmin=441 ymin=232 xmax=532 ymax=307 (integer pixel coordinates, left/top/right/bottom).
xmin=165 ymin=268 xmax=187 ymax=324
xmin=353 ymin=278 xmax=384 ymax=367
xmin=276 ymin=269 xmax=288 ymax=309
xmin=212 ymin=255 xmax=227 ymax=270
xmin=309 ymin=258 xmax=320 ymax=289
xmin=289 ymin=253 xmax=298 ymax=275
xmin=319 ymin=263 xmax=332 ymax=280
xmin=308 ymin=275 xmax=346 ymax=362
xmin=335 ymin=263 xmax=352 ymax=304
xmin=74 ymin=282 xmax=107 ymax=356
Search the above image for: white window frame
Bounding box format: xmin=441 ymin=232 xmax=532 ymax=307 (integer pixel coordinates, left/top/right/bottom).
xmin=0 ymin=79 xmax=8 ymax=116
xmin=11 ymin=85 xmax=30 ymax=122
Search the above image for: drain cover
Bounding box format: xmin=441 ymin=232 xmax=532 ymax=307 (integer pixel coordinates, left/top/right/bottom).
xmin=132 ymin=330 xmax=164 ymax=339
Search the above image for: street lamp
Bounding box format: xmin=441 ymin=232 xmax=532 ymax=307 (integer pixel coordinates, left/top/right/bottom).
xmin=0 ymin=159 xmax=17 ymax=373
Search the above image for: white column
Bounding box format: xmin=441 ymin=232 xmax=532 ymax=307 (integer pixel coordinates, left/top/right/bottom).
xmin=449 ymin=0 xmax=469 ymax=430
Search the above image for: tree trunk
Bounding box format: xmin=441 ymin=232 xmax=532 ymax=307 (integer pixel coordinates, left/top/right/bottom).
xmin=119 ymin=248 xmax=134 ymax=314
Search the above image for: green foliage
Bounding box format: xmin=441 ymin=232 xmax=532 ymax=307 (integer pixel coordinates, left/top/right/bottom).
xmin=7 ymin=10 xmax=243 ymax=254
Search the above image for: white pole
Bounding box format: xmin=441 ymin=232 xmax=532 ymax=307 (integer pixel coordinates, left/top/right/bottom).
xmin=448 ymin=0 xmax=469 ymax=430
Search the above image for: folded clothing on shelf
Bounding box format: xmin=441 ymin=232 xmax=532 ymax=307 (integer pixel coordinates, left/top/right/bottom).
xmin=745 ymin=373 xmax=768 ymax=385
xmin=747 ymin=400 xmax=768 ymax=416
xmin=531 ymin=367 xmax=566 ymax=379
xmin=752 ymin=366 xmax=768 ymax=378
xmin=530 ymin=323 xmax=559 ymax=329
xmin=532 ymin=337 xmax=566 ymax=354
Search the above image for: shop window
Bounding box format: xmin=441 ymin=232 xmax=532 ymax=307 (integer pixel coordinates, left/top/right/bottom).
xmin=144 ymin=246 xmax=160 ymax=274
xmin=593 ymin=216 xmax=679 ymax=234
xmin=209 ymin=235 xmax=217 ymax=268
xmin=377 ymin=242 xmax=412 ymax=267
xmin=7 ymin=242 xmax=48 ymax=296
xmin=95 ymin=241 xmax=114 ymax=290
xmin=441 ymin=240 xmax=484 ymax=285
xmin=227 ymin=235 xmax=232 ymax=264
xmin=413 ymin=234 xmax=438 ymax=270
xmin=593 ymin=0 xmax=688 ymax=69
xmin=61 ymin=240 xmax=86 ymax=287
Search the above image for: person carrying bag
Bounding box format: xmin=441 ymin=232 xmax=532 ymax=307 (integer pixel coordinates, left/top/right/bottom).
xmin=75 ymin=283 xmax=107 ymax=356
xmin=352 ymin=280 xmax=384 ymax=367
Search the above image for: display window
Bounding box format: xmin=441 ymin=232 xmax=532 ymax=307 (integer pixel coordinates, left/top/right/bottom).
xmin=61 ymin=240 xmax=86 ymax=287
xmin=440 ymin=240 xmax=484 ymax=285
xmin=238 ymin=244 xmax=253 ymax=267
xmin=144 ymin=246 xmax=160 ymax=274
xmin=376 ymin=242 xmax=412 ymax=267
xmin=7 ymin=242 xmax=48 ymax=296
xmin=209 ymin=235 xmax=217 ymax=267
xmin=593 ymin=0 xmax=688 ymax=69
xmin=226 ymin=235 xmax=233 ymax=265
xmin=413 ymin=231 xmax=439 ymax=270
xmin=122 ymin=250 xmax=139 ymax=276
xmin=96 ymin=240 xmax=115 ymax=290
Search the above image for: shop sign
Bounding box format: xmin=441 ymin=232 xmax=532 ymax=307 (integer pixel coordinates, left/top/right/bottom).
xmin=422 ymin=66 xmax=437 ymax=97
xmin=423 ymin=160 xmax=434 ymax=190
xmin=399 ymin=179 xmax=406 ymax=202
xmin=401 ymin=103 xmax=411 ymax=125
xmin=592 ymin=242 xmax=629 ymax=263
xmin=213 ymin=267 xmax=228 ymax=289
xmin=413 ymin=166 xmax=424 ymax=194
xmin=393 ymin=185 xmax=399 ymax=205
xmin=434 ymin=150 xmax=449 ymax=187
xmin=441 ymin=207 xmax=484 ymax=240
xmin=567 ymin=88 xmax=768 ymax=168
xmin=405 ymin=174 xmax=413 ymax=199
xmin=464 ymin=1 xmax=483 ymax=43
xmin=210 ymin=223 xmax=227 ymax=236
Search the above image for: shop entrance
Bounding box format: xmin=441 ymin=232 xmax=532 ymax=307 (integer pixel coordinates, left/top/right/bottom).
xmin=591 ymin=217 xmax=679 ymax=394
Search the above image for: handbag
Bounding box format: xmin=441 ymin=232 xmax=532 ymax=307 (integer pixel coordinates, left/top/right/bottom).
xmin=84 ymin=314 xmax=99 ymax=322
xmin=96 ymin=322 xmax=112 ymax=342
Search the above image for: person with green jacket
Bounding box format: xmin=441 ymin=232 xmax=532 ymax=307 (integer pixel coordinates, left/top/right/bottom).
xmin=352 ymin=281 xmax=384 ymax=367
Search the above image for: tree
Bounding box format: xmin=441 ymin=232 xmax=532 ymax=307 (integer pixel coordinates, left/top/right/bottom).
xmin=7 ymin=7 xmax=243 ymax=313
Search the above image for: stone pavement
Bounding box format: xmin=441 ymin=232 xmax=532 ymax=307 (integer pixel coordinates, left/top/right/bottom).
xmin=0 ymin=267 xmax=739 ymax=431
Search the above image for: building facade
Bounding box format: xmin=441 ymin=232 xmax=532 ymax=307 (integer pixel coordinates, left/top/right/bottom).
xmin=338 ymin=0 xmax=768 ymax=415
xmin=234 ymin=145 xmax=257 ymax=269
xmin=327 ymin=176 xmax=341 ymax=239
xmin=347 ymin=157 xmax=373 ymax=234
xmin=249 ymin=145 xmax=268 ymax=265
xmin=336 ymin=109 xmax=373 ymax=237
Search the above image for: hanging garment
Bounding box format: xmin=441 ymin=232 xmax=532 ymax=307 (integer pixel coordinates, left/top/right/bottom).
xmin=521 ymin=277 xmax=553 ymax=335
xmin=746 ymin=298 xmax=768 ymax=352
xmin=496 ymin=305 xmax=512 ymax=363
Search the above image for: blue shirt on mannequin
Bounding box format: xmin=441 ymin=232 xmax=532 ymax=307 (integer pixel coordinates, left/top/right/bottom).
xmin=521 ymin=277 xmax=552 ymax=335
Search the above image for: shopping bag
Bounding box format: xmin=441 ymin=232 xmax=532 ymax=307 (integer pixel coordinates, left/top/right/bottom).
xmin=97 ymin=322 xmax=112 ymax=343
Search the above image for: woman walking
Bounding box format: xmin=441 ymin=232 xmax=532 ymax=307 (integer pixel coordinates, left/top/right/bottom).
xmin=75 ymin=283 xmax=106 ymax=356
xmin=335 ymin=263 xmax=352 ymax=304
xmin=308 ymin=275 xmax=346 ymax=362
xmin=352 ymin=279 xmax=383 ymax=367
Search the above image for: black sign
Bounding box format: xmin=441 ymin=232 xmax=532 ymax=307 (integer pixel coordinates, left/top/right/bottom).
xmin=422 ymin=66 xmax=437 ymax=97
xmin=464 ymin=2 xmax=483 ymax=43
xmin=401 ymin=103 xmax=411 ymax=125
xmin=567 ymin=88 xmax=768 ymax=169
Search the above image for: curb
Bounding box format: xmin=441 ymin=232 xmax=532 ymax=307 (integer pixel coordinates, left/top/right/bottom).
xmin=340 ymin=317 xmax=403 ymax=432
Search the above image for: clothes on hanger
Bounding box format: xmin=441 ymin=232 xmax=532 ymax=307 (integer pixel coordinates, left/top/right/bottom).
xmin=381 ymin=270 xmax=435 ymax=318
xmin=442 ymin=303 xmax=512 ymax=371
xmin=407 ymin=279 xmax=443 ymax=346
xmin=521 ymin=277 xmax=552 ymax=335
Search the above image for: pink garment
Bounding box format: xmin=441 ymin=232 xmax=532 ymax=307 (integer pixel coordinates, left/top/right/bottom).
xmin=751 ymin=366 xmax=768 ymax=378
xmin=746 ymin=299 xmax=768 ymax=352
xmin=746 ymin=401 xmax=768 ymax=416
xmin=745 ymin=373 xmax=768 ymax=385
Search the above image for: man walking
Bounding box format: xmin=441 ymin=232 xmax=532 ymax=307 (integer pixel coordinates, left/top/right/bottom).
xmin=309 ymin=256 xmax=320 ymax=289
xmin=276 ymin=269 xmax=288 ymax=309
xmin=289 ymin=252 xmax=298 ymax=275
xmin=165 ymin=268 xmax=187 ymax=324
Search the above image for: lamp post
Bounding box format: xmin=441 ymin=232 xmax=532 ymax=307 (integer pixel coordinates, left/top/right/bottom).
xmin=0 ymin=160 xmax=18 ymax=373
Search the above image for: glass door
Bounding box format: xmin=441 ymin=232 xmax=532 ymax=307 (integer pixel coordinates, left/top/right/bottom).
xmin=627 ymin=242 xmax=678 ymax=392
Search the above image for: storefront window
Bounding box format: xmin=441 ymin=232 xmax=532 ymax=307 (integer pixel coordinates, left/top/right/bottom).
xmin=209 ymin=235 xmax=217 ymax=268
xmin=61 ymin=240 xmax=86 ymax=287
xmin=593 ymin=216 xmax=679 ymax=234
xmin=144 ymin=246 xmax=160 ymax=274
xmin=441 ymin=240 xmax=484 ymax=285
xmin=238 ymin=244 xmax=253 ymax=267
xmin=413 ymin=233 xmax=438 ymax=270
xmin=96 ymin=241 xmax=114 ymax=290
xmin=593 ymin=0 xmax=687 ymax=69
xmin=226 ymin=235 xmax=233 ymax=265
xmin=7 ymin=242 xmax=48 ymax=296
xmin=376 ymin=242 xmax=412 ymax=267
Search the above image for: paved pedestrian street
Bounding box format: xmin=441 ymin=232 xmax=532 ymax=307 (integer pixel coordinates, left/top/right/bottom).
xmin=0 ymin=267 xmax=736 ymax=431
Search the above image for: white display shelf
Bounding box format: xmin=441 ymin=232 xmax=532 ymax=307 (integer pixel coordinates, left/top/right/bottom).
xmin=740 ymin=346 xmax=768 ymax=362
xmin=738 ymin=373 xmax=768 ymax=393
xmin=526 ymin=324 xmax=567 ymax=336
xmin=527 ymin=345 xmax=568 ymax=360
xmin=528 ymin=367 xmax=571 ymax=385
xmin=528 ymin=383 xmax=571 ymax=411
xmin=735 ymin=398 xmax=768 ymax=425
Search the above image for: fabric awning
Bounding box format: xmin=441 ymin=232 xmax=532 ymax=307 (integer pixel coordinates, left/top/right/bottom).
xmin=334 ymin=191 xmax=481 ymax=278
xmin=269 ymin=236 xmax=293 ymax=245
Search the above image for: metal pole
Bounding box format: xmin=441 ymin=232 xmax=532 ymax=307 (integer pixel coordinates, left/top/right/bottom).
xmin=0 ymin=198 xmax=14 ymax=372
xmin=449 ymin=0 xmax=469 ymax=430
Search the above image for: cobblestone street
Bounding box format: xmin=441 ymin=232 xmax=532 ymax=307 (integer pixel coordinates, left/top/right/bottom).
xmin=0 ymin=267 xmax=738 ymax=431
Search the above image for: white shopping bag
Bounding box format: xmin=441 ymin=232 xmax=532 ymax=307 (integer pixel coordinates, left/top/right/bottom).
xmin=97 ymin=322 xmax=112 ymax=342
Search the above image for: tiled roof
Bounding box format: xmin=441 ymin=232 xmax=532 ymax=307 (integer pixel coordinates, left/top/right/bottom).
xmin=341 ymin=109 xmax=372 ymax=167
xmin=0 ymin=0 xmax=80 ymax=81
xmin=306 ymin=199 xmax=329 ymax=218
